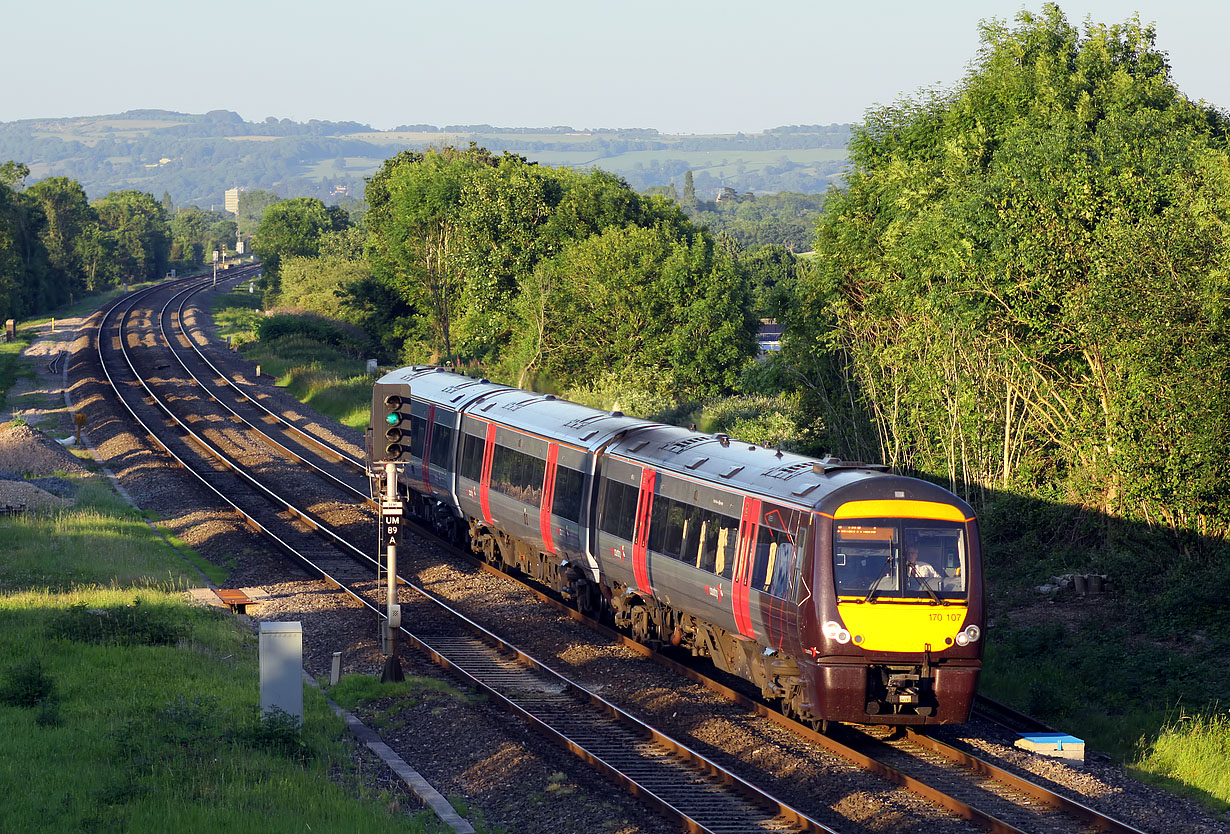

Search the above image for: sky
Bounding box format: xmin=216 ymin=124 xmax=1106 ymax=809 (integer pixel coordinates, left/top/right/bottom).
xmin=5 ymin=0 xmax=1227 ymax=134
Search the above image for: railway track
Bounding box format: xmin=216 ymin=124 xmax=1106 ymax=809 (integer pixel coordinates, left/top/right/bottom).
xmin=93 ymin=275 xmax=1155 ymax=834
xmin=96 ymin=276 xmax=836 ymax=834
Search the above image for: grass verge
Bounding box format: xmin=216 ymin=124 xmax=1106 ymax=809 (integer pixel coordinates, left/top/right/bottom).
xmin=0 ymin=335 xmax=36 ymax=413
xmin=213 ymin=291 xmax=375 ymax=430
xmin=0 ymin=463 xmax=434 ymax=832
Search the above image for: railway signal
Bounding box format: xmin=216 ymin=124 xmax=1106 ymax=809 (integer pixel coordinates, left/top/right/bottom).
xmin=381 ymin=393 xmax=408 ymax=461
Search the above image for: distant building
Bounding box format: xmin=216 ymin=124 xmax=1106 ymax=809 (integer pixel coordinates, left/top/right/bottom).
xmin=329 ymin=184 xmax=350 ymax=197
xmin=757 ymin=319 xmax=783 ymax=359
xmin=224 ymin=187 xmax=241 ymax=216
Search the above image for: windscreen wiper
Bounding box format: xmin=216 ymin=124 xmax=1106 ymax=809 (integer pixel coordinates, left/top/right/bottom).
xmin=862 ymin=553 xmax=896 ymax=603
xmin=909 ymin=563 xmax=945 ymax=605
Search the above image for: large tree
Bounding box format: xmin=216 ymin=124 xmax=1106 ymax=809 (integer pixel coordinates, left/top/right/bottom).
xmin=24 ymin=177 xmax=94 ymax=297
xmin=783 ymin=5 xmax=1230 ymax=541
xmin=364 ymin=146 xmax=759 ymax=386
xmin=253 ymin=197 xmax=332 ymax=296
xmin=92 ymin=190 xmax=171 ymax=283
xmin=515 ymin=223 xmax=755 ymax=398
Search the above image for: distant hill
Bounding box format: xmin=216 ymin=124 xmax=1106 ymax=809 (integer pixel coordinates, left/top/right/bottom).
xmin=0 ymin=109 xmax=850 ymax=208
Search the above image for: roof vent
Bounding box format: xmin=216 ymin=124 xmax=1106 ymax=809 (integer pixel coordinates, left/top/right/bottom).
xmin=610 ymin=410 xmax=624 ymax=417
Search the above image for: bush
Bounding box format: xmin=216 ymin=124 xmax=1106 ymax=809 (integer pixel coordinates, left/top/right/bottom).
xmin=695 ymin=393 xmax=813 ymax=452
xmin=46 ymin=601 xmax=185 ymax=646
xmin=563 ymin=366 xmax=683 ymax=418
xmin=0 ymin=656 xmax=56 ymax=708
xmin=232 ymin=706 xmax=313 ymax=764
xmin=257 ymin=313 xmax=374 ymax=358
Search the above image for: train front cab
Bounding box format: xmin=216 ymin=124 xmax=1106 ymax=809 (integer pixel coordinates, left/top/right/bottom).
xmin=804 ymin=480 xmax=984 ymax=725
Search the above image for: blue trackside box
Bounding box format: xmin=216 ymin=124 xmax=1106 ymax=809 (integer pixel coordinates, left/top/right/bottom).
xmin=1014 ymin=733 xmax=1085 ymax=761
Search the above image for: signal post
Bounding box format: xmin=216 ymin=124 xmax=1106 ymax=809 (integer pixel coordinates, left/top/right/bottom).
xmin=380 ymin=461 xmax=405 ymax=682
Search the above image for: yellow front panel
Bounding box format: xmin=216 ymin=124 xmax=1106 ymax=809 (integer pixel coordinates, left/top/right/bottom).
xmin=837 ymin=599 xmax=970 ymax=652
xmin=831 ymin=499 xmax=971 ymax=522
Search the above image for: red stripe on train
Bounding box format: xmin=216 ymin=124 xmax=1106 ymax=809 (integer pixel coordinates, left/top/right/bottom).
xmin=632 ymin=468 xmax=656 ymax=594
xmin=479 ymin=421 xmax=496 ymax=524
xmin=733 ymin=497 xmax=760 ymax=639
xmin=540 ymin=443 xmax=558 ymax=554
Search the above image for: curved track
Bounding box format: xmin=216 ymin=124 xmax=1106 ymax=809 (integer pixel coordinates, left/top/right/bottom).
xmin=97 ymin=276 xmax=833 ymax=834
xmin=97 ymin=275 xmax=1150 ymax=834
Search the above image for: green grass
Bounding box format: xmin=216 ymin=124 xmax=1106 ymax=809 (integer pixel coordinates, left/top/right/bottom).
xmin=213 ymin=294 xmax=376 ymax=430
xmin=1132 ymin=711 xmax=1230 ymax=811
xmin=0 ymin=471 xmax=435 ymax=832
xmin=0 ymin=477 xmax=211 ymax=592
xmin=0 ymin=336 xmax=35 ymax=412
xmin=0 ymin=588 xmax=430 ymax=832
xmin=979 ymin=610 xmax=1230 ymax=811
xmin=210 ymin=287 xmax=265 ymax=347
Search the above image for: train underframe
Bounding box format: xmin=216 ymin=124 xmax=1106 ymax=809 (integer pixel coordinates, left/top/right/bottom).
xmin=462 ymin=518 xmax=823 ymax=725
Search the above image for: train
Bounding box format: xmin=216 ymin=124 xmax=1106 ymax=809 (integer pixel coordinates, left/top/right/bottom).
xmin=366 ymin=366 xmax=983 ymax=726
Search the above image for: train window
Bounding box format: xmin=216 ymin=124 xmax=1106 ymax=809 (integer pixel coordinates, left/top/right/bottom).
xmin=679 ymin=504 xmax=704 ymax=567
xmin=833 ymin=520 xmax=967 ymax=599
xmin=648 ymin=496 xmax=670 ymax=555
xmin=429 ymin=422 xmax=452 ymax=469
xmin=408 ymin=414 xmax=428 ymax=460
xmin=459 ymin=431 xmax=483 ymax=482
xmin=751 ymin=526 xmax=795 ymax=597
xmin=490 ymin=444 xmax=545 ymax=506
xmin=904 ymin=525 xmax=966 ymax=595
xmin=713 ymin=517 xmax=737 ymax=579
xmin=648 ymin=497 xmax=690 ymax=561
xmin=599 ymin=478 xmax=638 ymax=540
xmin=552 ymin=465 xmax=585 ymax=524
xmin=690 ymin=510 xmax=738 ymax=579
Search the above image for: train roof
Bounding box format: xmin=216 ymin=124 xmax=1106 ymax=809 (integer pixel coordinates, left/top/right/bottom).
xmin=377 ymin=366 xmax=655 ymax=452
xmin=605 ymin=423 xmax=895 ymax=512
xmin=376 ymin=366 xmax=971 ymax=516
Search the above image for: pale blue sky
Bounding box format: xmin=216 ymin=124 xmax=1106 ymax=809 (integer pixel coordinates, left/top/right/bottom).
xmin=6 ymin=1 xmax=1226 ymax=133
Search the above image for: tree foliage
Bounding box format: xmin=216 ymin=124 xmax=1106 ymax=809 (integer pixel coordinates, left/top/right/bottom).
xmin=782 ymin=4 xmax=1230 ymax=539
xmin=0 ymin=164 xmax=172 ymax=319
xmin=253 ymin=197 xmax=336 ymax=296
xmin=361 ymin=146 xmax=758 ymax=396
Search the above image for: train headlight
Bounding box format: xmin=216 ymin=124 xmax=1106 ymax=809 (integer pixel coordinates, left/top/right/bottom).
xmin=955 ymin=624 xmax=981 ymax=646
xmin=823 ymin=620 xmax=851 ymax=644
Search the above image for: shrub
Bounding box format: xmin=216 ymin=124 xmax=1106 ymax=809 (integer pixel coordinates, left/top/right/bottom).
xmin=47 ymin=601 xmax=185 ymax=646
xmin=257 ymin=313 xmax=374 ymax=358
xmin=695 ymin=393 xmax=812 ymax=452
xmin=0 ymin=656 xmax=56 ymax=708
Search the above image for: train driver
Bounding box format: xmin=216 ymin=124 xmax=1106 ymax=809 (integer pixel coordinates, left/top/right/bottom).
xmin=906 ymin=543 xmax=941 ymax=589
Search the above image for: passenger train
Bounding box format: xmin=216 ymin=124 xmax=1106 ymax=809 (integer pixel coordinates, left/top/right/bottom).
xmin=367 ymin=366 xmax=983 ymax=725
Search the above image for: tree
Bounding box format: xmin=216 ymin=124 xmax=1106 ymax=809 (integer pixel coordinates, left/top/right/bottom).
xmin=253 ymin=197 xmax=332 ymax=296
xmin=784 ymin=4 xmax=1230 ymax=539
xmin=365 ymin=147 xmax=499 ymax=362
xmin=92 ymin=190 xmax=171 ymax=283
xmin=681 ymin=170 xmax=698 ymax=212
xmin=23 ymin=176 xmax=94 ymax=298
xmin=237 ymin=189 xmax=279 ymax=235
xmin=514 ymin=223 xmax=756 ymax=399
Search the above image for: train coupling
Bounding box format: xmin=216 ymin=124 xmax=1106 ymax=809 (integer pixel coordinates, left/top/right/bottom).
xmin=865 ymin=666 xmax=936 ymax=717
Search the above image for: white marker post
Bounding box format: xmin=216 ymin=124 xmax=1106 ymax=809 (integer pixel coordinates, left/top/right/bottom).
xmin=381 ymin=461 xmax=405 ymax=682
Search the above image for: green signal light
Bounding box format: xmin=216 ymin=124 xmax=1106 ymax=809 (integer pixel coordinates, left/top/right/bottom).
xmin=386 ymin=412 xmax=401 ymax=426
